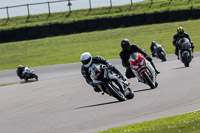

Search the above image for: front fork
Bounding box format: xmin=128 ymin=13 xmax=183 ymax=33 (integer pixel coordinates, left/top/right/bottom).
xmin=179 ymin=50 xmax=191 ymax=61
xmin=133 ymin=61 xmax=156 ymax=84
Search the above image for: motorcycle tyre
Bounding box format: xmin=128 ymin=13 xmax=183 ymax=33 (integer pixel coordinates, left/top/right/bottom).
xmin=106 ymin=83 xmax=126 ymax=101
xmin=158 ymin=52 xmax=167 ymax=62
xmin=184 ymin=53 xmax=189 ymax=67
xmin=33 ymin=74 xmax=38 ymax=81
xmin=142 ymin=71 xmax=156 ymax=89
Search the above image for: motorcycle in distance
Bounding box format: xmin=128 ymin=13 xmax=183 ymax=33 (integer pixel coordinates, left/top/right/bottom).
xmin=153 ymin=44 xmax=167 ymax=62
xmin=128 ymin=53 xmax=158 ymax=89
xmin=177 ymin=37 xmax=193 ymax=67
xmin=89 ymin=63 xmax=134 ymax=101
xmin=18 ymin=67 xmax=38 ymax=82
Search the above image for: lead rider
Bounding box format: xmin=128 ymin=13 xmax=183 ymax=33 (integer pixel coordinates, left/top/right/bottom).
xmin=172 ymin=27 xmax=194 ymax=59
xmin=80 ymin=52 xmax=126 ymax=92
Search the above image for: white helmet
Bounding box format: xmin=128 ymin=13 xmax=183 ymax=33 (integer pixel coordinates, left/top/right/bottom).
xmin=80 ymin=52 xmax=93 ymax=67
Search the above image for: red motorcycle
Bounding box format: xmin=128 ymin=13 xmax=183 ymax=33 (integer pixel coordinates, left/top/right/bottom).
xmin=128 ymin=53 xmax=158 ymax=89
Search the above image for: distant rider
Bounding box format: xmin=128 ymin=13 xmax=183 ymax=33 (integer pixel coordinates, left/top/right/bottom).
xmin=16 ymin=65 xmax=26 ymax=79
xmin=119 ymin=39 xmax=160 ymax=79
xmin=173 ymin=27 xmax=194 ymax=59
xmin=80 ymin=52 xmax=126 ymax=92
xmin=150 ymin=41 xmax=163 ymax=57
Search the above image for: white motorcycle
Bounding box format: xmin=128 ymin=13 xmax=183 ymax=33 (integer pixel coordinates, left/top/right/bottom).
xmin=89 ymin=63 xmax=134 ymax=101
xmin=21 ymin=67 xmax=38 ymax=82
xmin=153 ymin=44 xmax=167 ymax=62
xmin=128 ymin=53 xmax=158 ymax=89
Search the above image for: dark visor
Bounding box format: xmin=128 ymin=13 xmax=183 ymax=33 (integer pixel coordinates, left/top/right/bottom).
xmin=81 ymin=57 xmax=91 ymax=65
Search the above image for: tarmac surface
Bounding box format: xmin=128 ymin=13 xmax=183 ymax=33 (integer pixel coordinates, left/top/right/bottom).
xmin=0 ymin=53 xmax=200 ymax=133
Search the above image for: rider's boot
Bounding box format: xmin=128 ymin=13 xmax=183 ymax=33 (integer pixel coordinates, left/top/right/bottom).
xmin=150 ymin=60 xmax=160 ymax=74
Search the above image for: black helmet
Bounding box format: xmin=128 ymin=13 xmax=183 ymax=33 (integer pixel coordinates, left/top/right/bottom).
xmin=151 ymin=41 xmax=156 ymax=46
xmin=177 ymin=27 xmax=184 ymax=35
xmin=121 ymin=39 xmax=130 ymax=51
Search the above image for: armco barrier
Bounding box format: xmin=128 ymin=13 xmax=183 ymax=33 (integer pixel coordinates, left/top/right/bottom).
xmin=0 ymin=9 xmax=200 ymax=43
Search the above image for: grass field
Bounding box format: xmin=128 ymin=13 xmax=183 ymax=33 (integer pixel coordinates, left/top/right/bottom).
xmin=0 ymin=19 xmax=200 ymax=70
xmin=0 ymin=0 xmax=200 ymax=30
xmin=99 ymin=110 xmax=200 ymax=133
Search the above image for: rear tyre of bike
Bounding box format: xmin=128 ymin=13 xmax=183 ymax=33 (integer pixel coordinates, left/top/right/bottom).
xmin=184 ymin=53 xmax=189 ymax=67
xmin=142 ymin=71 xmax=156 ymax=89
xmin=106 ymin=83 xmax=126 ymax=101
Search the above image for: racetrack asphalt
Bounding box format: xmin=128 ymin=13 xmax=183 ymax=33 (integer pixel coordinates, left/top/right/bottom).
xmin=0 ymin=53 xmax=200 ymax=133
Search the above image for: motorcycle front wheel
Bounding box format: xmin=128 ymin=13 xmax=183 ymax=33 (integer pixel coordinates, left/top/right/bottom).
xmin=184 ymin=52 xmax=189 ymax=67
xmin=106 ymin=82 xmax=126 ymax=101
xmin=141 ymin=71 xmax=156 ymax=89
xmin=159 ymin=52 xmax=167 ymax=62
xmin=33 ymin=74 xmax=38 ymax=81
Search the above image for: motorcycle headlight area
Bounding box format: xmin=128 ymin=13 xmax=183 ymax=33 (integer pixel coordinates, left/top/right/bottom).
xmin=140 ymin=59 xmax=145 ymax=66
xmin=132 ymin=65 xmax=139 ymax=69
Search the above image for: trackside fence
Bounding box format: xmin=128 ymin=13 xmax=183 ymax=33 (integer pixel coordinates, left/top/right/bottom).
xmin=0 ymin=0 xmax=192 ymax=21
xmin=0 ymin=8 xmax=200 ymax=43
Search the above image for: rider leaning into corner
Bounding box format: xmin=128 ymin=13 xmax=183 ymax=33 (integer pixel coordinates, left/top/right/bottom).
xmin=150 ymin=41 xmax=163 ymax=57
xmin=119 ymin=39 xmax=160 ymax=79
xmin=80 ymin=52 xmax=126 ymax=92
xmin=16 ymin=65 xmax=26 ymax=79
xmin=172 ymin=27 xmax=194 ymax=59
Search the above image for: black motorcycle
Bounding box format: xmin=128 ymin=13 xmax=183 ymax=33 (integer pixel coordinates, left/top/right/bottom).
xmin=177 ymin=37 xmax=192 ymax=67
xmin=154 ymin=44 xmax=167 ymax=62
xmin=89 ymin=64 xmax=134 ymax=101
xmin=17 ymin=67 xmax=38 ymax=82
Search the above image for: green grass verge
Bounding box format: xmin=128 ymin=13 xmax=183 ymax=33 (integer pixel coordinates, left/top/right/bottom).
xmin=99 ymin=110 xmax=200 ymax=133
xmin=0 ymin=19 xmax=200 ymax=70
xmin=0 ymin=0 xmax=200 ymax=30
xmin=0 ymin=82 xmax=20 ymax=87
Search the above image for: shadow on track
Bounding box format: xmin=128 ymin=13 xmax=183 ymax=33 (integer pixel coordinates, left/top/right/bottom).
xmin=19 ymin=80 xmax=38 ymax=84
xmin=172 ymin=66 xmax=187 ymax=70
xmin=75 ymin=101 xmax=120 ymax=109
xmin=134 ymin=88 xmax=153 ymax=93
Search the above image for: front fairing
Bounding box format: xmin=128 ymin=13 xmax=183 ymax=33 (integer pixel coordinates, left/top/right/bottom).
xmin=129 ymin=53 xmax=156 ymax=84
xmin=23 ymin=67 xmax=33 ymax=74
xmin=178 ymin=38 xmax=191 ymax=51
xmin=179 ymin=50 xmax=192 ymax=63
xmin=155 ymin=46 xmax=163 ymax=52
xmin=89 ymin=64 xmax=103 ymax=82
